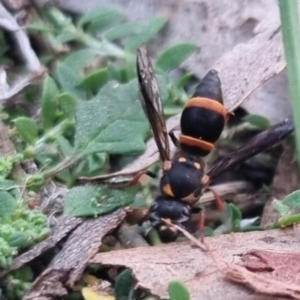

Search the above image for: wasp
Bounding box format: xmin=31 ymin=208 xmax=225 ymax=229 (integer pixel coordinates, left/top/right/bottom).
xmin=136 ymin=45 xmax=294 ymax=242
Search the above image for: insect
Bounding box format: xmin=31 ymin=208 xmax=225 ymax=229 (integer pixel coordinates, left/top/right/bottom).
xmin=136 ymin=45 xmax=294 ymax=242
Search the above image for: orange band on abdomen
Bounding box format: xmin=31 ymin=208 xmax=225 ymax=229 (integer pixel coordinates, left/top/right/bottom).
xmin=180 ymin=134 xmax=214 ymax=151
xmin=185 ymin=97 xmax=227 ymax=117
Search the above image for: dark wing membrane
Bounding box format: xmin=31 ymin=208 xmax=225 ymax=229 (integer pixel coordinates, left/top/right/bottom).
xmin=137 ymin=45 xmax=170 ymax=162
xmin=207 ymin=118 xmax=294 ymax=180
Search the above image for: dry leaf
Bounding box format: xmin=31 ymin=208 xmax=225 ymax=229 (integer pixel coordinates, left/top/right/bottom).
xmin=24 ymin=209 xmax=126 ymax=299
xmin=225 ymin=263 xmax=300 ymax=299
xmin=91 ymin=227 xmax=300 ymax=300
xmin=242 ymin=250 xmax=300 ymax=282
xmin=81 ymin=275 xmax=115 ymax=300
xmin=225 ymin=249 xmax=300 ymax=299
xmin=82 ymin=287 xmax=115 ymax=300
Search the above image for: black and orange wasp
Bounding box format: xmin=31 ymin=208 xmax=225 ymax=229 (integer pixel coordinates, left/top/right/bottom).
xmin=136 ymin=45 xmax=294 ymax=242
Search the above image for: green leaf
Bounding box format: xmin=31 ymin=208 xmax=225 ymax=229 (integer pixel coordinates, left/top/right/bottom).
xmin=125 ymin=16 xmax=167 ymax=51
xmin=176 ymin=72 xmax=193 ymax=90
xmin=226 ymin=203 xmax=242 ymax=232
xmin=56 ymin=30 xmax=80 ymax=43
xmin=0 ymin=156 xmax=21 ymax=181
xmin=104 ymin=21 xmax=140 ymax=40
xmin=14 ymin=117 xmax=38 ymax=145
xmin=278 ymin=213 xmax=300 ymax=227
xmin=41 ymin=76 xmax=59 ymax=130
xmin=282 ymin=189 xmax=300 ymax=209
xmin=26 ymin=20 xmax=54 ymax=33
xmin=64 ymin=185 xmax=139 ymax=217
xmin=26 ymin=174 xmax=45 ymax=193
xmin=74 ymin=80 xmax=148 ymax=155
xmin=203 ymin=226 xmax=214 ymax=236
xmin=156 ymin=43 xmax=198 ymax=72
xmin=272 ymin=199 xmax=290 ymax=216
xmin=43 ymin=6 xmax=72 ymax=29
xmin=107 ymin=62 xmax=121 ymax=81
xmin=7 ymin=232 xmax=30 ymax=248
xmin=168 ymin=281 xmax=190 ymax=300
xmin=63 ymin=48 xmax=100 ymax=73
xmin=78 ymin=68 xmax=109 ymax=95
xmin=0 ymin=180 xmax=16 ymax=193
xmin=0 ymin=191 xmax=16 ymax=217
xmin=163 ymin=105 xmax=183 ymax=116
xmin=72 ymin=153 xmax=106 ymax=177
xmin=243 ymin=114 xmax=271 ymax=130
xmin=57 ymin=92 xmax=78 ymax=119
xmin=55 ymin=62 xmax=86 ymax=99
xmin=119 ymin=65 xmax=135 ymax=83
xmin=57 ymin=135 xmax=74 ymax=157
xmin=115 ymin=269 xmax=134 ymax=300
xmin=78 ymin=7 xmax=123 ymax=29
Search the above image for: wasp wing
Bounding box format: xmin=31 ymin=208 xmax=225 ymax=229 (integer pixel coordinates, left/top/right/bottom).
xmin=137 ymin=45 xmax=171 ymax=162
xmin=207 ymin=118 xmax=294 ymax=181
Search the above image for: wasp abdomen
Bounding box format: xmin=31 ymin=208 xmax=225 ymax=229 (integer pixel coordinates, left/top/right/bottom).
xmin=193 ymin=69 xmax=223 ymax=102
xmin=179 ymin=69 xmax=226 ymax=156
xmin=181 ymin=98 xmax=226 ymax=142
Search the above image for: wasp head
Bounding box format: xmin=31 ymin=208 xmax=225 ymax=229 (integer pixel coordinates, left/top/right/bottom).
xmin=149 ymin=196 xmax=192 ymax=242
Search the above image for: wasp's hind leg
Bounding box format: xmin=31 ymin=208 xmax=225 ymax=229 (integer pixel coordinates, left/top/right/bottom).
xmin=198 ymin=209 xmax=205 ymax=243
xmin=201 ymin=176 xmax=224 ymax=211
xmin=191 ymin=207 xmax=205 ymax=243
xmin=128 ymin=170 xmax=157 ymax=186
xmin=209 ymin=188 xmax=224 ymax=211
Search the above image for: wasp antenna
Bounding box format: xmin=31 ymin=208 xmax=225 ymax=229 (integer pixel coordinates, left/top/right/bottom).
xmin=193 ymin=69 xmax=223 ymax=104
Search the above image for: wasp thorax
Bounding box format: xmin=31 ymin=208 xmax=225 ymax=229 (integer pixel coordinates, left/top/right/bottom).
xmin=160 ymin=154 xmax=205 ymax=203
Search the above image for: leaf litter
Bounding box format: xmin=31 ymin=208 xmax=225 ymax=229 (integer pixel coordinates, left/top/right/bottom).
xmin=91 ymin=226 xmax=300 ymax=300
xmin=14 ymin=209 xmax=125 ymax=299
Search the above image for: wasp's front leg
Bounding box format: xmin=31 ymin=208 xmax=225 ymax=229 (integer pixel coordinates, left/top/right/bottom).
xmin=162 ymin=160 xmax=172 ymax=172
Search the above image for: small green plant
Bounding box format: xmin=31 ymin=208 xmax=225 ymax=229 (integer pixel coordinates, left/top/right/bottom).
xmin=0 ymin=203 xmax=49 ymax=269
xmin=278 ymin=0 xmax=300 ymax=164
xmin=272 ymin=189 xmax=300 ymax=227
xmin=168 ymin=281 xmax=190 ymax=300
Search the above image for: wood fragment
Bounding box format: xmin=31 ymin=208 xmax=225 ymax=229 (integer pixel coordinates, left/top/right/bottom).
xmin=24 ymin=209 xmax=126 ymax=299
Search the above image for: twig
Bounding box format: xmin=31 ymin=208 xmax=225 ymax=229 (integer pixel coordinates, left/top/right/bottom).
xmin=0 ymin=70 xmax=46 ymax=101
xmin=0 ymin=3 xmax=40 ymax=71
xmin=0 ymin=3 xmax=46 ymax=101
xmin=198 ymin=181 xmax=254 ymax=204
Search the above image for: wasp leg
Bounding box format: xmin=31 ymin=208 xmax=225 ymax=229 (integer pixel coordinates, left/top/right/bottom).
xmin=201 ymin=174 xmax=211 ymax=187
xmin=128 ymin=170 xmax=157 ymax=186
xmin=169 ymin=130 xmax=179 ymax=147
xmin=210 ymin=188 xmax=224 ymax=211
xmin=198 ymin=209 xmax=205 ymax=243
xmin=225 ymin=111 xmax=231 ymax=123
xmin=162 ymin=160 xmax=172 ymax=171
xmin=201 ymin=175 xmax=224 ymax=209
